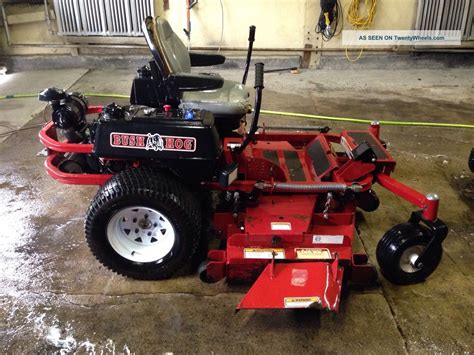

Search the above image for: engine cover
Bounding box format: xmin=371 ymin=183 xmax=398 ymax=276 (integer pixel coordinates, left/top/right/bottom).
xmin=93 ymin=107 xmax=222 ymax=181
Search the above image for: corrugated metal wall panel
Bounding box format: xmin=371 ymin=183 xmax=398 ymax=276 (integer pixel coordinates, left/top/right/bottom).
xmin=416 ymin=0 xmax=473 ymax=40
xmin=53 ymin=0 xmax=154 ymax=36
xmin=467 ymin=1 xmax=474 ymax=39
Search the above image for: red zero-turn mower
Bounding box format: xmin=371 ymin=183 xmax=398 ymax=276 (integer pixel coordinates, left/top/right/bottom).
xmin=38 ymin=18 xmax=448 ymax=312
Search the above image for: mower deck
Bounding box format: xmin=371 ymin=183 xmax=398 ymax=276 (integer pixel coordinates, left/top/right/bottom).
xmin=210 ymin=194 xmax=355 ymax=311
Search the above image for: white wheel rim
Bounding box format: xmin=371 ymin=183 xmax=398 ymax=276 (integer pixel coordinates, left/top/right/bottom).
xmin=106 ymin=206 xmax=176 ymax=263
xmin=399 ymin=245 xmax=424 ymax=273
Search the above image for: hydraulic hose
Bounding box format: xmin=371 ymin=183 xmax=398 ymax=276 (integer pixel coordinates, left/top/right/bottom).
xmin=1 ymin=93 xmax=473 ymax=129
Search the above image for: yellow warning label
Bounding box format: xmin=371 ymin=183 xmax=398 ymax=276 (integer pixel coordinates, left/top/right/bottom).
xmin=284 ymin=296 xmax=321 ymax=308
xmin=244 ymin=248 xmax=285 ymax=259
xmin=295 ymin=248 xmax=332 ymax=260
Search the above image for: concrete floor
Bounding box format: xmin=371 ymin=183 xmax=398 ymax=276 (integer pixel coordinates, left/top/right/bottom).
xmin=0 ymin=65 xmax=473 ymax=354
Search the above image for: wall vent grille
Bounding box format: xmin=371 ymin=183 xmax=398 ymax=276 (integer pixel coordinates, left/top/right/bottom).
xmin=53 ymin=0 xmax=154 ymax=36
xmin=416 ymin=0 xmax=473 ymax=40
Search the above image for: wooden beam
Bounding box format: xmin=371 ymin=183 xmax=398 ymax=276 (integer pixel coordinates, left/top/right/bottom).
xmin=303 ymin=0 xmax=321 ymax=68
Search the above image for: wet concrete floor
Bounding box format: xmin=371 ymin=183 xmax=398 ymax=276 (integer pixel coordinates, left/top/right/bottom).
xmin=0 ymin=67 xmax=473 ymax=354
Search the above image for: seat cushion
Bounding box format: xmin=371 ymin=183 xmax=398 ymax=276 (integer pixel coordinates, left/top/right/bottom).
xmin=155 ymin=18 xmax=191 ymax=73
xmin=181 ymin=79 xmax=251 ymax=117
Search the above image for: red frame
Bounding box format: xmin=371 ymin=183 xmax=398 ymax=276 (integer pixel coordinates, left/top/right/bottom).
xmin=39 ymin=106 xmax=113 ymax=185
xmin=39 ymin=110 xmax=442 ymax=311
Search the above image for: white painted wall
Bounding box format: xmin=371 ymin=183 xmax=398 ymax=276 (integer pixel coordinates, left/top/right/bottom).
xmin=160 ymin=0 xmax=307 ymax=48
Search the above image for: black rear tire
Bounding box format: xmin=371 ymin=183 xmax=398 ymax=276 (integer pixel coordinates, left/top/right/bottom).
xmin=85 ymin=167 xmax=201 ymax=280
xmin=376 ymin=223 xmax=442 ymax=285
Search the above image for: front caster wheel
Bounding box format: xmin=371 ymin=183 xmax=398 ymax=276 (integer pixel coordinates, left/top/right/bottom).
xmin=85 ymin=168 xmax=201 ymax=280
xmin=376 ymin=223 xmax=442 ymax=285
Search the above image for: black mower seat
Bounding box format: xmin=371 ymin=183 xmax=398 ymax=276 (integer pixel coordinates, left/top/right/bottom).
xmin=150 ymin=17 xmax=251 ymax=128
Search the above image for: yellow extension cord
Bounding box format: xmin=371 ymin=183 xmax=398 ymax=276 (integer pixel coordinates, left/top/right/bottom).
xmin=346 ymin=0 xmax=377 ymax=29
xmin=345 ymin=48 xmax=364 ymax=62
xmin=345 ymin=0 xmax=377 ymax=63
xmin=0 ymin=92 xmax=473 ymax=130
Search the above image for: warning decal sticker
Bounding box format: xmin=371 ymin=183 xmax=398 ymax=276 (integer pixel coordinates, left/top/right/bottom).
xmin=270 ymin=222 xmax=292 ymax=231
xmin=295 ymin=248 xmax=332 ymax=260
xmin=243 ymin=248 xmax=285 ymax=259
xmin=284 ymin=296 xmax=321 ymax=308
xmin=312 ymin=234 xmax=344 ymax=244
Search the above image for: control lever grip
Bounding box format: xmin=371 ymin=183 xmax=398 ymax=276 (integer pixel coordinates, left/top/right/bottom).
xmin=248 ymin=25 xmax=256 ymax=42
xmin=254 ymin=62 xmax=265 ymax=89
xmin=242 ymin=25 xmax=257 ymax=85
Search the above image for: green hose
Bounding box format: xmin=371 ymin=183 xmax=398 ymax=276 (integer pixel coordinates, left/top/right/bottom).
xmin=1 ymin=92 xmax=473 ymax=129
xmin=0 ymin=93 xmax=38 ymax=99
xmin=84 ymin=93 xmax=130 ymax=99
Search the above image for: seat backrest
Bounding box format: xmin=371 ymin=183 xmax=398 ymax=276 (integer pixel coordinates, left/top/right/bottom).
xmin=154 ymin=18 xmax=191 ymax=74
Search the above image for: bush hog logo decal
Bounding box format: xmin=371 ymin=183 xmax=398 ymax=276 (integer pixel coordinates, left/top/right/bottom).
xmin=110 ymin=132 xmax=196 ymax=152
xmin=145 ymin=133 xmax=164 ymax=151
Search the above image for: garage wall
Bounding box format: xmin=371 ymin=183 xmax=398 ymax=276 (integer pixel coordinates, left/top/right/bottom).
xmin=162 ymin=0 xmax=307 ymax=48
xmin=165 ymin=0 xmax=418 ymax=48
xmin=0 ymin=0 xmax=458 ymax=56
xmin=323 ymin=0 xmax=418 ymax=49
xmin=0 ymin=3 xmax=71 ymax=55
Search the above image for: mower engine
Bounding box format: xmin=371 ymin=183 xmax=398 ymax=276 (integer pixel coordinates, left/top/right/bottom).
xmin=39 ymin=87 xmax=88 ymax=143
xmin=39 ymin=88 xmax=95 ymax=173
xmin=40 ymin=90 xmax=223 ymax=181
